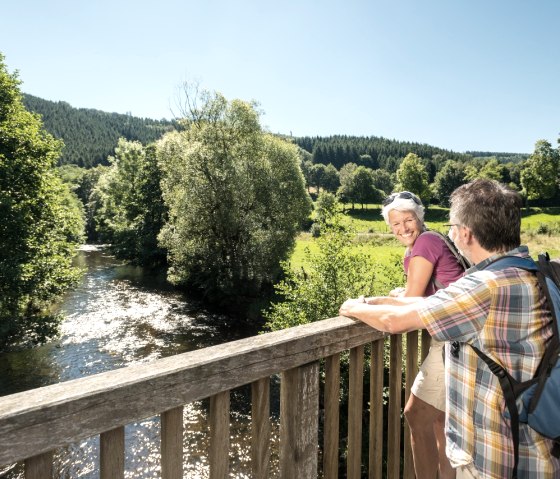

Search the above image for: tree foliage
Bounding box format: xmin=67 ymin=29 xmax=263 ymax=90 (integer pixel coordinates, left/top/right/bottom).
xmin=157 ymin=88 xmax=312 ymax=300
xmin=521 ymin=139 xmax=559 ymax=201
xmin=0 ymin=54 xmax=84 ymax=347
xmin=431 ymin=160 xmax=466 ymax=207
xmin=395 ymin=153 xmax=431 ymax=203
xmin=92 ymin=139 xmax=167 ymax=266
xmin=263 ymin=218 xmax=402 ymax=330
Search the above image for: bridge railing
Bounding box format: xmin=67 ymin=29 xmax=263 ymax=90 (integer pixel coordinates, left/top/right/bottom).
xmin=0 ymin=316 xmax=428 ymax=478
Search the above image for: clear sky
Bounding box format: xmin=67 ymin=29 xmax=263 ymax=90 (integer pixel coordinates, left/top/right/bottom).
xmin=2 ymin=0 xmax=559 ymax=154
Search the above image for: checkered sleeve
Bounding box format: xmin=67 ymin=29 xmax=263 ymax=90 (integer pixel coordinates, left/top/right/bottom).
xmin=418 ymin=271 xmax=494 ymax=342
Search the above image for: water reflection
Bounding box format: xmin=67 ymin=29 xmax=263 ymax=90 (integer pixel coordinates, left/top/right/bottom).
xmin=0 ymin=246 xmax=279 ymax=478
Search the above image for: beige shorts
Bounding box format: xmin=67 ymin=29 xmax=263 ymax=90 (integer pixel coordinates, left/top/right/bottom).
xmin=410 ymin=339 xmax=446 ymax=411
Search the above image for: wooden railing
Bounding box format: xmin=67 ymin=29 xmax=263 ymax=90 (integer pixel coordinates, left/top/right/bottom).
xmin=0 ymin=316 xmax=429 ymax=478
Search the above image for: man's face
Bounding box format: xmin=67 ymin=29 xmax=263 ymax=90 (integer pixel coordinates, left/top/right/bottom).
xmin=448 ymin=213 xmax=469 ymax=260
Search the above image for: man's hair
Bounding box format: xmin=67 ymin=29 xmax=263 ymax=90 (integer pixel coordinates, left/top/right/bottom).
xmin=450 ymin=179 xmax=522 ymax=252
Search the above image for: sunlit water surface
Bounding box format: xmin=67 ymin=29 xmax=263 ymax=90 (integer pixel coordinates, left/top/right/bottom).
xmin=0 ymin=246 xmax=280 ymax=478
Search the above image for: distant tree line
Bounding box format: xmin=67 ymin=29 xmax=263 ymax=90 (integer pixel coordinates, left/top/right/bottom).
xmin=298 ymin=141 xmax=558 ymax=209
xmin=23 ymin=94 xmax=178 ymax=168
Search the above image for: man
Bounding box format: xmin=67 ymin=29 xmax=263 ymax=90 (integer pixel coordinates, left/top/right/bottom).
xmin=339 ymin=179 xmax=560 ymax=478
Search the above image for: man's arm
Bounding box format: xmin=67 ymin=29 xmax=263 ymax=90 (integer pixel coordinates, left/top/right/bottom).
xmin=339 ymin=297 xmax=426 ymax=334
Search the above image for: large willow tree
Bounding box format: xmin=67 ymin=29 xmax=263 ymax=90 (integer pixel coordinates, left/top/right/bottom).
xmin=157 ymin=88 xmax=312 ymax=301
xmin=0 ymin=54 xmax=83 ymax=347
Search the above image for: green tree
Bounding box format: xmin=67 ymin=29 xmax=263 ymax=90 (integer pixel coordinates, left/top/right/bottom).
xmin=371 ymin=168 xmax=394 ymax=196
xmin=0 ymin=54 xmax=84 ymax=347
xmin=352 ymin=166 xmax=384 ymax=208
xmin=93 ymin=139 xmax=167 ymax=266
xmin=431 ymin=160 xmax=466 ymax=207
xmin=337 ymin=162 xmax=358 ymax=209
xmin=520 ymin=140 xmax=559 ymax=201
xmin=322 ymin=163 xmax=340 ymax=193
xmin=395 ymin=153 xmax=431 ymax=203
xmin=310 ymin=163 xmax=327 ymax=193
xmin=314 ymin=190 xmax=339 ymax=225
xmin=157 ymin=88 xmax=312 ymax=300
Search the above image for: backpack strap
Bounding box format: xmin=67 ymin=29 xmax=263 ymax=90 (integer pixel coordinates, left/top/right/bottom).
xmin=420 ymin=230 xmax=470 ymax=290
xmin=473 ymin=255 xmax=539 ymax=479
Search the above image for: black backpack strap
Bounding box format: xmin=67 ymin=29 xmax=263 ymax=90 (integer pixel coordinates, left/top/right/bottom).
xmin=470 ymin=345 xmax=530 ymax=479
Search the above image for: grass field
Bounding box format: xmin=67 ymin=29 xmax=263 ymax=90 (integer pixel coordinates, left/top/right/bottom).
xmin=290 ymin=204 xmax=560 ymax=269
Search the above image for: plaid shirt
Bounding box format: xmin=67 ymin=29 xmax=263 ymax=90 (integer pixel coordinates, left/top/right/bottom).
xmin=418 ymin=246 xmax=560 ymax=478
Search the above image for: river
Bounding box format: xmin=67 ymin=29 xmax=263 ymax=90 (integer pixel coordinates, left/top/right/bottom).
xmin=0 ymin=245 xmax=280 ymax=478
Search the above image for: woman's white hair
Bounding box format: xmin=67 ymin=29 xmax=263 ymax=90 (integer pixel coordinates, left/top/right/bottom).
xmin=381 ymin=194 xmax=425 ymax=224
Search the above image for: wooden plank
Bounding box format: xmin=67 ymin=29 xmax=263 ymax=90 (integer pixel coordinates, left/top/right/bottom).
xmin=387 ymin=334 xmax=402 ymax=479
xmin=0 ymin=316 xmax=385 ymax=466
xmin=279 ymin=362 xmax=319 ymax=478
xmin=251 ymin=377 xmax=271 ymax=479
xmin=323 ymin=353 xmax=340 ymax=479
xmin=369 ymin=339 xmax=384 ymax=479
xmin=209 ymin=390 xmax=230 ymax=479
xmin=347 ymin=345 xmax=364 ymax=479
xmin=24 ymin=451 xmax=53 ymax=479
xmin=403 ymin=330 xmax=419 ymax=479
xmin=421 ymin=329 xmax=431 ymax=362
xmin=100 ymin=426 xmax=124 ymax=479
xmin=161 ymin=406 xmax=183 ymax=479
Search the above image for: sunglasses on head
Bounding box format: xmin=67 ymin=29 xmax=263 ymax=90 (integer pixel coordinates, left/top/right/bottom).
xmin=382 ymin=191 xmax=421 ymax=207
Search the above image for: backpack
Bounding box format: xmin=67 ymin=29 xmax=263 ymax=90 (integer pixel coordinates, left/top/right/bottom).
xmin=422 ymin=230 xmax=472 ymax=289
xmin=470 ymin=253 xmax=560 ymax=479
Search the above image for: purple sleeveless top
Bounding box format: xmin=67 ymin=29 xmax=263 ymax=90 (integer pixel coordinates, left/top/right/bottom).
xmin=403 ymin=232 xmax=464 ymax=296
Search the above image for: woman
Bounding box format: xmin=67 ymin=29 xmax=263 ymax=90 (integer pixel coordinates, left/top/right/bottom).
xmin=381 ymin=191 xmax=465 ymax=479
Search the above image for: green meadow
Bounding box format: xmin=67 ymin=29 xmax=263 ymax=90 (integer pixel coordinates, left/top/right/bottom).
xmin=291 ymin=205 xmax=560 ymax=269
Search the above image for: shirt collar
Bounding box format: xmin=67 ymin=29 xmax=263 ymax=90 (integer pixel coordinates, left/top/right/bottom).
xmin=467 ymin=245 xmax=529 ymax=274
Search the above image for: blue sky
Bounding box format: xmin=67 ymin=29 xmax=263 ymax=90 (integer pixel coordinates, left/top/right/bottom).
xmin=2 ymin=0 xmax=559 ymax=154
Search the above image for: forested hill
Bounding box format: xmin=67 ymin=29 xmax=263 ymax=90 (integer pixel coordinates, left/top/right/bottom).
xmin=23 ymin=94 xmax=177 ymax=167
xmin=293 ymin=135 xmax=472 ymax=171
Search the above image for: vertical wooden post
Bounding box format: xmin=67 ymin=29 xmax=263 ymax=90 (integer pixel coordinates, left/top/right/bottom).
xmin=387 ymin=334 xmax=403 ymax=479
xmin=369 ymin=339 xmax=384 ymax=479
xmin=161 ymin=406 xmax=184 ymax=479
xmin=403 ymin=330 xmax=419 ymax=479
xmin=421 ymin=329 xmax=431 ymax=362
xmin=25 ymin=450 xmax=53 ymax=479
xmin=209 ymin=390 xmax=230 ymax=479
xmin=251 ymin=377 xmax=271 ymax=479
xmin=347 ymin=345 xmax=364 ymax=479
xmin=279 ymin=361 xmax=319 ymax=478
xmin=324 ymin=352 xmax=341 ymax=479
xmin=100 ymin=426 xmax=125 ymax=479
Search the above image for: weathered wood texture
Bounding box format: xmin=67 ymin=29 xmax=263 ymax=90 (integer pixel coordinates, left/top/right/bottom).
xmin=24 ymin=451 xmax=53 ymax=479
xmin=347 ymin=345 xmax=364 ymax=479
xmin=369 ymin=339 xmax=384 ymax=479
xmin=209 ymin=391 xmax=230 ymax=479
xmin=161 ymin=406 xmax=183 ymax=479
xmin=0 ymin=316 xmax=385 ymax=466
xmin=100 ymin=426 xmax=124 ymax=479
xmin=323 ymin=353 xmax=340 ymax=479
xmin=387 ymin=334 xmax=403 ymax=479
xmin=251 ymin=377 xmax=271 ymax=479
xmin=279 ymin=362 xmax=320 ymax=478
xmin=403 ymin=330 xmax=419 ymax=479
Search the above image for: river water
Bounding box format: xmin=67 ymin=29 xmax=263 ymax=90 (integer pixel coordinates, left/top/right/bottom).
xmin=0 ymin=246 xmax=280 ymax=478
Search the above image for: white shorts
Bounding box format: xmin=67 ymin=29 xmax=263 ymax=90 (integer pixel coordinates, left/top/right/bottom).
xmin=410 ymin=338 xmax=446 ymax=411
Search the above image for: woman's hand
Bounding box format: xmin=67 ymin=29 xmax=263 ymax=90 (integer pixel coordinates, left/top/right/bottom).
xmin=389 ymin=287 xmax=406 ymax=297
xmin=339 ymin=297 xmax=365 ymax=317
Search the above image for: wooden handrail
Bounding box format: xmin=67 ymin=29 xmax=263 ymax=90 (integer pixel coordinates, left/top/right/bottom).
xmin=0 ymin=316 xmax=384 ymax=466
xmin=0 ymin=315 xmax=426 ymax=478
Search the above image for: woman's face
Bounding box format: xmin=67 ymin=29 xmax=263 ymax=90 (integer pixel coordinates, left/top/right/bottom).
xmin=388 ymin=209 xmax=423 ymax=248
